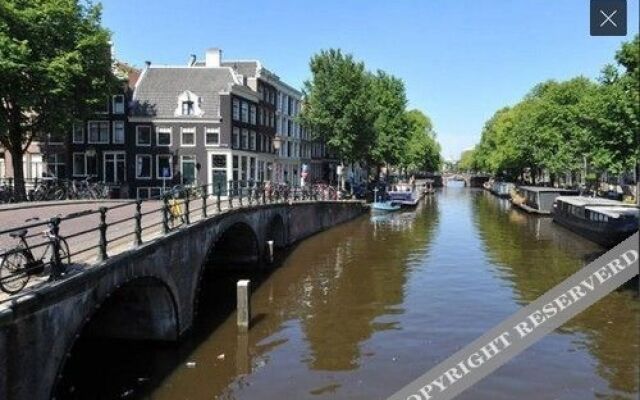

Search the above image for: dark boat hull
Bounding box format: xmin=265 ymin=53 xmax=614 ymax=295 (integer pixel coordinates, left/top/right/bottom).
xmin=552 ymin=211 xmax=638 ymax=248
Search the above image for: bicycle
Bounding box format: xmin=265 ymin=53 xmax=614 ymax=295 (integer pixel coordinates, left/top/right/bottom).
xmin=0 ymin=217 xmax=71 ymax=294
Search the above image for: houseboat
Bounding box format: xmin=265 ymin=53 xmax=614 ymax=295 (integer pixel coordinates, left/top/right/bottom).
xmin=514 ymin=186 xmax=579 ymax=215
xmin=552 ymin=196 xmax=639 ymax=248
xmin=490 ymin=182 xmax=515 ymax=198
xmin=388 ymin=183 xmax=420 ymax=207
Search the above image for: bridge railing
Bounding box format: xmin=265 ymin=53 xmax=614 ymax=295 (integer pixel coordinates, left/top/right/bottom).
xmin=0 ymin=181 xmax=343 ymax=297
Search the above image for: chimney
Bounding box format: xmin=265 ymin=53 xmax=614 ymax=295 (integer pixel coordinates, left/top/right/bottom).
xmin=144 ymin=60 xmax=151 ymax=69
xmin=188 ymin=54 xmax=197 ymax=67
xmin=205 ymin=48 xmax=222 ymax=67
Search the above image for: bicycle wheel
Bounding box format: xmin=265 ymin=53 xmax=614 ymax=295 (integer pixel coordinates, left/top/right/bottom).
xmin=0 ymin=251 xmax=30 ymax=294
xmin=54 ymin=237 xmax=71 ymax=265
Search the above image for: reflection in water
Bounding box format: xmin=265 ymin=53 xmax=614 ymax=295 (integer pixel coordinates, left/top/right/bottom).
xmin=472 ymin=190 xmax=640 ymax=397
xmin=58 ymin=185 xmax=638 ymax=400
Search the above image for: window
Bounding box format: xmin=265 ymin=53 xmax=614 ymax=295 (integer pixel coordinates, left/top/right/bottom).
xmin=250 ymin=130 xmax=256 ymax=150
xmin=241 ymin=129 xmax=249 ymax=149
xmin=250 ymin=105 xmax=257 ymax=125
xmin=88 ymin=121 xmax=109 ymax=143
xmin=156 ymin=154 xmax=173 ymax=179
xmin=156 ymin=127 xmax=172 ymax=146
xmin=103 ymin=152 xmax=126 ymax=183
xmin=211 ymin=154 xmax=227 ymax=192
xmin=44 ymin=153 xmax=66 ymax=178
xmin=181 ymin=101 xmax=194 ymax=116
xmin=232 ymin=99 xmax=240 ymax=121
xmin=136 ymin=154 xmax=152 ymax=179
xmin=241 ymin=101 xmax=249 ymax=123
xmin=112 ymin=121 xmax=125 ymax=144
xmin=232 ymin=155 xmax=239 ymax=181
xmin=73 ymin=153 xmax=86 ymax=176
xmin=112 ymin=95 xmax=125 ymax=114
xmin=249 ymin=157 xmax=256 ymax=180
xmin=181 ymin=127 xmax=196 ymax=146
xmin=205 ymin=128 xmax=220 ymax=146
xmin=71 ymin=152 xmax=97 ymax=177
xmin=232 ymin=127 xmax=240 ymax=149
xmin=72 ymin=123 xmax=84 ymax=143
xmin=181 ymin=155 xmax=197 ymax=185
xmin=136 ymin=126 xmax=151 ymax=146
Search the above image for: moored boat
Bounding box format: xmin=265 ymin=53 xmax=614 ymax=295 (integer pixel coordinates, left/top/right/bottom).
xmin=490 ymin=182 xmax=515 ymax=198
xmin=552 ymin=196 xmax=639 ymax=247
xmin=388 ymin=183 xmax=420 ymax=207
xmin=371 ymin=201 xmax=401 ymax=212
xmin=514 ymin=186 xmax=580 ymax=215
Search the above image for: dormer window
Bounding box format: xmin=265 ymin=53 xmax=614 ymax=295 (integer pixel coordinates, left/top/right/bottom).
xmin=175 ymin=90 xmax=203 ymax=117
xmin=182 ymin=101 xmax=194 ymax=116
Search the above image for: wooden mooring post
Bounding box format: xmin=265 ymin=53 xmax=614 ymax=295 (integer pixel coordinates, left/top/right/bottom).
xmin=237 ymin=280 xmax=251 ymax=332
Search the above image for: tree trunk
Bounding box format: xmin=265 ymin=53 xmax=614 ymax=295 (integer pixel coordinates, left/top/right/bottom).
xmin=10 ymin=147 xmax=26 ymax=201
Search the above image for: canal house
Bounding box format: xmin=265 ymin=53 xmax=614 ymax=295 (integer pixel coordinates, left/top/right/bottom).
xmin=515 ymin=186 xmax=579 ymax=215
xmin=552 ymin=196 xmax=639 ymax=247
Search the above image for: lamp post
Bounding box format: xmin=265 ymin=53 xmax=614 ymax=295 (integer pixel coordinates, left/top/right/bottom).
xmin=272 ymin=135 xmax=283 ymax=183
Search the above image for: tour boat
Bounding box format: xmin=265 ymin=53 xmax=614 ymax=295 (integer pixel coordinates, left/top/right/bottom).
xmin=388 ymin=183 xmax=420 ymax=207
xmin=552 ymin=196 xmax=639 ymax=248
xmin=514 ymin=186 xmax=579 ymax=215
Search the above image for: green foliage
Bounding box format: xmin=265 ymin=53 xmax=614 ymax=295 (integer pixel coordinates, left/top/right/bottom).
xmin=301 ymin=49 xmax=376 ymax=163
xmin=0 ymin=0 xmax=118 ymax=195
xmin=301 ymin=49 xmax=442 ymax=174
xmin=402 ymin=109 xmax=441 ymax=172
xmin=472 ymin=35 xmax=639 ymax=180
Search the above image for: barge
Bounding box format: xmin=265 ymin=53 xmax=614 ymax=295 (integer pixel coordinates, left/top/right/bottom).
xmin=552 ymin=196 xmax=639 ymax=248
xmin=514 ymin=186 xmax=579 ymax=215
xmin=490 ymin=182 xmax=515 ymax=198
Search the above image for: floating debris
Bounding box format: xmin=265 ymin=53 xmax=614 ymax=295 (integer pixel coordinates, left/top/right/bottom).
xmin=217 ymin=353 xmax=225 ymax=360
xmin=186 ymin=361 xmax=197 ymax=368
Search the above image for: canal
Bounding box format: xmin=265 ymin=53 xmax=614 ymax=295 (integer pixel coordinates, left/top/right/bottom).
xmin=57 ymin=183 xmax=639 ymax=400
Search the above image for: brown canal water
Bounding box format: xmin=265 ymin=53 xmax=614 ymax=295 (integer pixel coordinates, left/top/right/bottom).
xmin=57 ymin=183 xmax=639 ymax=400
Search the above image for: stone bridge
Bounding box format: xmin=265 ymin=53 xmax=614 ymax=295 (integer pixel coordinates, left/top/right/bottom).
xmin=0 ymin=200 xmax=366 ymax=400
xmin=443 ymin=173 xmax=489 ymax=188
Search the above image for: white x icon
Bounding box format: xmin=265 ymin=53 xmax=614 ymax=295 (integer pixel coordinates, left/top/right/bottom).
xmin=600 ymin=9 xmax=618 ymax=27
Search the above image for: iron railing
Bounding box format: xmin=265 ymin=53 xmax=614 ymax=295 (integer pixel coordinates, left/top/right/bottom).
xmin=0 ymin=181 xmax=344 ymax=299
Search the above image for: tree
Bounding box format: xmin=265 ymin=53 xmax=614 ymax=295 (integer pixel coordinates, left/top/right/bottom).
xmin=402 ymin=109 xmax=441 ymax=173
xmin=0 ymin=0 xmax=117 ymax=198
xmin=369 ymin=71 xmax=410 ymax=169
xmin=301 ymin=49 xmax=376 ymax=164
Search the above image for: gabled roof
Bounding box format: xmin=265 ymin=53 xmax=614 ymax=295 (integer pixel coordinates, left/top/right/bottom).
xmin=131 ymin=67 xmax=236 ymax=118
xmin=221 ymin=61 xmax=260 ymax=78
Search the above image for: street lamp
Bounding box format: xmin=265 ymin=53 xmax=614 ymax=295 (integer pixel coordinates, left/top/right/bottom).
xmin=272 ymin=135 xmax=284 ymax=183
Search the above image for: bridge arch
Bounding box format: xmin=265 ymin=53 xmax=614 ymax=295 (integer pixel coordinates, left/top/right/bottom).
xmin=52 ymin=275 xmax=180 ymax=398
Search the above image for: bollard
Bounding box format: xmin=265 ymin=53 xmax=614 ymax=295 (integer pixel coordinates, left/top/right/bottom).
xmin=201 ymin=188 xmax=207 ymax=219
xmin=267 ymin=240 xmax=274 ymax=263
xmin=237 ymin=279 xmax=251 ymax=332
xmin=98 ymin=207 xmax=108 ymax=261
xmin=134 ymin=200 xmax=142 ymax=246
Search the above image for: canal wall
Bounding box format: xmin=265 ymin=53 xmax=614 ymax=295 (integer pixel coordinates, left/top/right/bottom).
xmin=0 ymin=201 xmax=366 ymax=400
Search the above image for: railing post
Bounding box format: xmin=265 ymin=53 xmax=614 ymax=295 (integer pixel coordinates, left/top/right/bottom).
xmin=228 ymin=180 xmax=233 ymax=209
xmin=134 ymin=199 xmax=142 ymax=246
xmin=217 ymin=183 xmax=222 ymax=212
xmin=239 ymin=186 xmax=243 ymax=207
xmin=98 ymin=207 xmax=108 ymax=261
xmin=49 ymin=217 xmax=64 ymax=279
xmin=201 ymin=187 xmax=207 ymax=219
xmin=184 ymin=192 xmax=190 ymax=225
xmin=262 ymin=183 xmax=266 ymax=204
xmin=162 ymin=195 xmax=170 ymax=234
xmin=248 ymin=184 xmax=253 ymax=205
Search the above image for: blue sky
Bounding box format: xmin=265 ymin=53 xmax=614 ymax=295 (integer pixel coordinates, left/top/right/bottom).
xmin=102 ymin=0 xmax=639 ymax=160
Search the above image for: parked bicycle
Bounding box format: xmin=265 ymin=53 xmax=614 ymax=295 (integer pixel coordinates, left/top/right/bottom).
xmin=0 ymin=217 xmax=71 ymax=294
